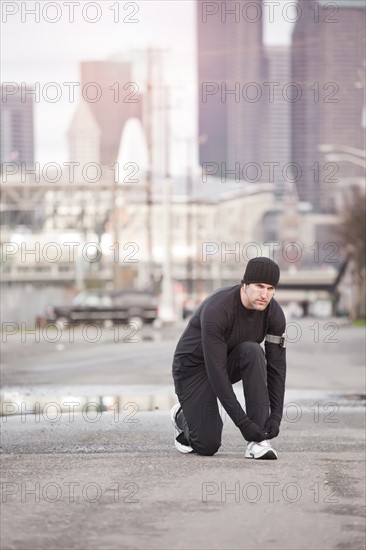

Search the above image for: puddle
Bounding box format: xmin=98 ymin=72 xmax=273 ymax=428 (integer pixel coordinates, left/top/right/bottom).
xmin=0 ymin=385 xmax=177 ymax=417
xmin=1 ymin=386 xmax=364 ymax=418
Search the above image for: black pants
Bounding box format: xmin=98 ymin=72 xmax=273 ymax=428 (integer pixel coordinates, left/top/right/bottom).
xmin=172 ymin=342 xmax=270 ymax=456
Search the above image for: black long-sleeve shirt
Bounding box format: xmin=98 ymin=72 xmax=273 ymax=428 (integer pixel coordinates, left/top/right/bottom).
xmin=173 ymin=285 xmax=286 ymax=429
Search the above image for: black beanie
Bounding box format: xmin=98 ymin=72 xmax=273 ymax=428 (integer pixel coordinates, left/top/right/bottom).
xmin=242 ymin=257 xmax=280 ymax=287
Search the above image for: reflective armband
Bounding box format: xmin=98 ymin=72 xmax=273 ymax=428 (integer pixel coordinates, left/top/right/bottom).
xmin=265 ymin=333 xmax=286 ymax=348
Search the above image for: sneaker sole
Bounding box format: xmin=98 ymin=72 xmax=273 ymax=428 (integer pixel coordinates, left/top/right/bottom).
xmin=170 ymin=404 xmax=194 ymax=454
xmin=170 ymin=404 xmax=182 ymax=438
xmin=174 ymin=439 xmax=194 ymax=454
xmin=245 ymin=449 xmax=278 ymax=460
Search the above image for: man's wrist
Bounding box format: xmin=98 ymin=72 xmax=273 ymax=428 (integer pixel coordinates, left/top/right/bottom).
xmin=237 ymin=416 xmax=251 ymax=430
xmin=270 ymin=413 xmax=282 ymax=424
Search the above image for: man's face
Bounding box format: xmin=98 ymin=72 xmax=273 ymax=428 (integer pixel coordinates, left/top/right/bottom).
xmin=241 ymin=283 xmax=275 ymax=311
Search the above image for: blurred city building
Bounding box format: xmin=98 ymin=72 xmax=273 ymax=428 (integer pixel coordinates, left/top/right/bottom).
xmin=1 ymin=1 xmax=364 ymax=324
xmin=265 ymin=45 xmax=291 ymax=197
xmin=68 ymin=60 xmax=143 ymax=168
xmin=0 ymin=84 xmax=34 ymax=167
xmin=68 ymin=101 xmax=101 ymax=166
xmin=197 ymin=0 xmax=269 ymax=179
xmin=0 ymin=84 xmax=36 ymax=227
xmin=292 ymin=0 xmax=365 ymax=211
xmin=1 ymin=170 xmax=349 ymax=324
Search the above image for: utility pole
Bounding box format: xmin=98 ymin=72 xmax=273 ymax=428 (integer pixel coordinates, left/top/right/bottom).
xmin=159 ymin=85 xmax=175 ymax=321
xmin=185 ymin=134 xmax=207 ymax=300
xmin=111 ymin=167 xmax=119 ymax=289
xmin=144 ymin=46 xmax=154 ymax=289
xmin=133 ymin=46 xmax=169 ymax=289
xmin=185 ymin=139 xmax=194 ymax=299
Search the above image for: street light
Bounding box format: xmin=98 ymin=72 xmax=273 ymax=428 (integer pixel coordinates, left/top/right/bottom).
xmin=319 ymin=143 xmax=366 ymax=159
xmin=321 ymin=153 xmax=366 ymax=169
xmin=318 ymin=143 xmax=366 ymax=199
xmin=319 ymin=144 xmax=366 ymax=171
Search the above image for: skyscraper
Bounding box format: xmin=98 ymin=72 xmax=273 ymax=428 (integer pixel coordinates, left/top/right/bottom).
xmin=69 ymin=60 xmax=143 ymax=167
xmin=197 ymin=0 xmax=268 ymax=180
xmin=265 ymin=45 xmax=291 ymax=196
xmin=0 ymin=84 xmax=34 ymax=166
xmin=68 ymin=101 xmax=101 ymax=166
xmin=292 ymin=0 xmax=365 ymax=211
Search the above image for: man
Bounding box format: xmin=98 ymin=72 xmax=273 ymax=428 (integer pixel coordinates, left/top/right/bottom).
xmin=171 ymin=257 xmax=286 ymax=459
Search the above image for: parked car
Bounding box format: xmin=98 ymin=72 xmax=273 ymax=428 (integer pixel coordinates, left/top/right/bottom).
xmin=46 ymin=289 xmax=159 ymax=326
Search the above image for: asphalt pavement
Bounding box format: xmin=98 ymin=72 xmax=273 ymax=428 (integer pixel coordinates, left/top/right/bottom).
xmin=0 ymin=318 xmax=365 ymax=550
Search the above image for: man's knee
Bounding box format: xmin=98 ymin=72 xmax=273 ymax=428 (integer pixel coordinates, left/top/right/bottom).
xmin=192 ymin=438 xmax=221 ymax=456
xmin=235 ymin=341 xmax=266 ymax=376
xmin=237 ymin=341 xmax=263 ymax=355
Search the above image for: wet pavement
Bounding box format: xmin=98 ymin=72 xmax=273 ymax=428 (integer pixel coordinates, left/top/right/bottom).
xmin=1 ymin=408 xmax=365 ymax=550
xmin=1 ymin=318 xmax=365 ymax=549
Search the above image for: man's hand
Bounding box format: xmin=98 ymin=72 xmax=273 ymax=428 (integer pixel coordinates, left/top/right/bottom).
xmin=239 ymin=419 xmax=266 ymax=442
xmin=264 ymin=417 xmax=280 ymax=440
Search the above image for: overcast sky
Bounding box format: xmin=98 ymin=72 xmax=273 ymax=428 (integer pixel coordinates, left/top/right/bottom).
xmin=2 ymin=0 xmax=295 ymax=172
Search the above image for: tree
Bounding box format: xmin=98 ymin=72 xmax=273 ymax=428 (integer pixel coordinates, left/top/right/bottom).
xmin=337 ymin=186 xmax=366 ymax=319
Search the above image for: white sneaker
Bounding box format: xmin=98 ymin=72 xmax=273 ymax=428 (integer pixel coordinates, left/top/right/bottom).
xmin=170 ymin=404 xmax=194 ymax=454
xmin=245 ymin=440 xmax=278 ymax=460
